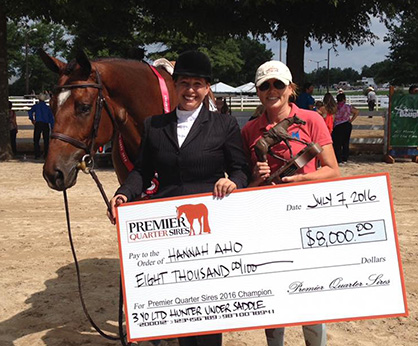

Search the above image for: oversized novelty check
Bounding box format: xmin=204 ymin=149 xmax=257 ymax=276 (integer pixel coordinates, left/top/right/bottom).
xmin=116 ymin=173 xmax=407 ymax=343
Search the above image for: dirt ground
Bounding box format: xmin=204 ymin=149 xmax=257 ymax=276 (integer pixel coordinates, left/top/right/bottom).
xmin=0 ymin=154 xmax=417 ymax=346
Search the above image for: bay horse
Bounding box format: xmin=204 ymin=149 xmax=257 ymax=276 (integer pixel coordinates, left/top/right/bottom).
xmin=40 ymin=49 xmax=178 ymax=191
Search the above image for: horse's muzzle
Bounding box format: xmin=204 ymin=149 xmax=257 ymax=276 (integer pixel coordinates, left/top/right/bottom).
xmin=43 ymin=158 xmax=79 ymax=191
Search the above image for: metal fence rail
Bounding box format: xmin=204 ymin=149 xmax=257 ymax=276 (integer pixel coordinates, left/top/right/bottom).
xmin=227 ymin=95 xmax=389 ymax=111
xmin=9 ymin=95 xmax=389 ymax=112
xmin=9 ymin=96 xmax=49 ymax=111
xmin=12 ymin=96 xmax=385 ymax=155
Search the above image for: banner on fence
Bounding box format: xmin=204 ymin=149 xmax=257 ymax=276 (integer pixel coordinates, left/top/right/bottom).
xmin=389 ymin=91 xmax=418 ymax=147
xmin=116 ymin=173 xmax=407 ymax=342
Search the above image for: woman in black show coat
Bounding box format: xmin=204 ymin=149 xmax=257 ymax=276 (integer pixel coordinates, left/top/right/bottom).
xmin=108 ymin=50 xmax=248 ymax=346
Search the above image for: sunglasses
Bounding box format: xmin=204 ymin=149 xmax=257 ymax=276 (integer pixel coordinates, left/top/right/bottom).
xmin=258 ymin=80 xmax=286 ymax=92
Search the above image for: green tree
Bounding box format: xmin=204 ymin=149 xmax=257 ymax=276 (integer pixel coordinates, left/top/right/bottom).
xmin=53 ymin=0 xmax=146 ymax=58
xmin=361 ymin=60 xmax=393 ymax=84
xmin=384 ymin=10 xmax=418 ymax=84
xmin=0 ymin=0 xmax=61 ymax=160
xmin=306 ymin=67 xmax=361 ymax=88
xmin=339 ymin=68 xmax=361 ymax=84
xmin=7 ymin=20 xmax=71 ymax=95
xmin=148 ymin=35 xmax=272 ymax=86
xmin=0 ymin=0 xmax=144 ymax=160
xmin=0 ymin=0 xmax=413 ymax=159
xmin=235 ymin=38 xmax=273 ymax=85
xmin=203 ymin=40 xmax=244 ymax=85
xmin=140 ymin=0 xmax=408 ymax=85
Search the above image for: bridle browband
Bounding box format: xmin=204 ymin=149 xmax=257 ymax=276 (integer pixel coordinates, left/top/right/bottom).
xmin=52 ymin=70 xmax=116 ymax=169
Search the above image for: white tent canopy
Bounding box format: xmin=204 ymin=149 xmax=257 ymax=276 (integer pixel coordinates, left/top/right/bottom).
xmin=236 ymin=82 xmax=256 ymax=94
xmin=210 ymin=82 xmax=240 ymax=96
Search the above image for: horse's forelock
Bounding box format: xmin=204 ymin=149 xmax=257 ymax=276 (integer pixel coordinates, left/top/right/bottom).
xmin=64 ymin=58 xmax=93 ymax=80
xmin=64 ymin=59 xmax=77 ymax=75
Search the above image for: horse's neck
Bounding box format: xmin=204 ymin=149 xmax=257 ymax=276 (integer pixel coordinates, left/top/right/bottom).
xmin=99 ymin=60 xmax=176 ymax=181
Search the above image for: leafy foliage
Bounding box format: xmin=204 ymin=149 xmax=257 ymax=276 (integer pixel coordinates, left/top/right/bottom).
xmin=305 ymin=67 xmax=361 ymax=88
xmin=148 ymin=36 xmax=272 ymax=86
xmin=7 ymin=20 xmax=71 ymax=94
xmin=52 ymin=0 xmax=146 ymax=59
xmin=384 ymin=10 xmax=418 ymax=84
xmin=361 ymin=60 xmax=393 ymax=84
xmin=0 ymin=0 xmax=416 ymax=159
xmin=139 ymin=0 xmax=404 ymax=84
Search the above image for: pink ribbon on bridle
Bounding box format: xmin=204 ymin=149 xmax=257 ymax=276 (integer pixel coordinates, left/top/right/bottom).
xmin=118 ymin=64 xmax=171 ymax=195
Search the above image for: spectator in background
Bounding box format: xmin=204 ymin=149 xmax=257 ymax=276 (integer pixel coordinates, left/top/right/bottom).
xmin=332 ymin=93 xmax=359 ymax=165
xmin=9 ymin=101 xmax=18 ymax=156
xmin=215 ymin=97 xmax=224 ymax=113
xmin=44 ymin=90 xmax=53 ymax=100
xmin=215 ymin=97 xmax=230 ymax=115
xmin=314 ymin=100 xmax=323 ymax=112
xmin=409 ymin=85 xmax=418 ymax=94
xmin=28 ymin=93 xmax=54 ymax=159
xmin=296 ymin=82 xmax=315 ymax=110
xmin=367 ymin=87 xmax=377 ymax=118
xmin=221 ymin=99 xmax=230 ymax=115
xmin=317 ymin=93 xmax=337 ymax=134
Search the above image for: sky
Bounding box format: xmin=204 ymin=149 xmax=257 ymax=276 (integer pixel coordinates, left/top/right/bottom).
xmin=264 ymin=17 xmax=390 ymax=73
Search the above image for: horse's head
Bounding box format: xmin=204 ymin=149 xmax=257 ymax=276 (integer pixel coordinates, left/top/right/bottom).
xmin=176 ymin=207 xmax=183 ymax=219
xmin=292 ymin=115 xmax=306 ymax=126
xmin=40 ymin=49 xmax=115 ymax=191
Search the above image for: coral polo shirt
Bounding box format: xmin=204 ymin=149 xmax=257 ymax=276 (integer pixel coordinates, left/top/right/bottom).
xmin=241 ymin=103 xmax=332 ymax=177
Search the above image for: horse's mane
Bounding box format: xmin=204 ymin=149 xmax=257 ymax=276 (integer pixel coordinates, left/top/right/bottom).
xmin=93 ymin=57 xmax=145 ymax=63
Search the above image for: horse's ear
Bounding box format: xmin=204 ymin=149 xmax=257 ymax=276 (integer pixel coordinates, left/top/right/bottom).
xmin=75 ymin=50 xmax=92 ymax=79
xmin=38 ymin=48 xmax=65 ymax=74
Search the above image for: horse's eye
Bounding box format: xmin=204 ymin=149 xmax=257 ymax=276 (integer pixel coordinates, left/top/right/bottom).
xmin=79 ymin=104 xmax=92 ymax=114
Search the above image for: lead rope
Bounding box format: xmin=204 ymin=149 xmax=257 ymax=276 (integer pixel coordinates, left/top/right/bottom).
xmin=62 ymin=156 xmax=131 ymax=346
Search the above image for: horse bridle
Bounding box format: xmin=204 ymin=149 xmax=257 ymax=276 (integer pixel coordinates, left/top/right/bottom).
xmin=54 ymin=71 xmax=132 ymax=344
xmin=52 ymin=70 xmax=116 ymax=172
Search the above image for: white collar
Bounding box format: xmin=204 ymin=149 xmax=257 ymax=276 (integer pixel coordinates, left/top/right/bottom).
xmin=176 ymin=104 xmax=203 ymax=123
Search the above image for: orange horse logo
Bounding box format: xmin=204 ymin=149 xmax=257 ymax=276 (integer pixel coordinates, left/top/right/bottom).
xmin=176 ymin=204 xmax=211 ymax=236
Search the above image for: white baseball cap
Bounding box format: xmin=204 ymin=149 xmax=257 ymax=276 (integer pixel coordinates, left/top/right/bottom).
xmin=255 ymin=60 xmax=292 ymax=87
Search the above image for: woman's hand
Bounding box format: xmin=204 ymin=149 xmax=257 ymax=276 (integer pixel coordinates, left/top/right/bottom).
xmin=213 ymin=178 xmax=237 ymax=198
xmin=107 ymin=194 xmax=128 ymax=225
xmin=350 ymin=107 xmax=360 ymax=123
xmin=281 ymin=174 xmax=304 ymax=183
xmin=249 ymin=161 xmax=271 ymax=186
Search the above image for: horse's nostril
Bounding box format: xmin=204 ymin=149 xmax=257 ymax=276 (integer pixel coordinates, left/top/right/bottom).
xmin=53 ymin=169 xmax=66 ymax=190
xmin=43 ymin=167 xmax=66 ymax=191
xmin=55 ymin=169 xmax=64 ymax=182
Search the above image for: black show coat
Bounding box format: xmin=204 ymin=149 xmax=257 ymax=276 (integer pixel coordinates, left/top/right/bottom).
xmin=116 ymin=106 xmax=249 ymax=200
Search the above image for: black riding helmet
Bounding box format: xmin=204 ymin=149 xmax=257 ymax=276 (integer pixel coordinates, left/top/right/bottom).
xmin=172 ymin=51 xmax=212 ymax=82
